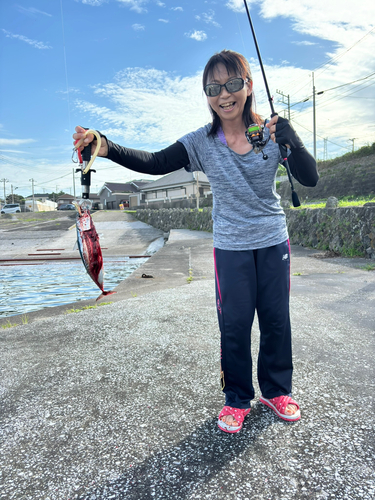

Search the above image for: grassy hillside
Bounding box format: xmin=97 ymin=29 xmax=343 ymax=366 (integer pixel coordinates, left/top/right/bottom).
xmin=277 ymin=143 xmax=375 ymax=203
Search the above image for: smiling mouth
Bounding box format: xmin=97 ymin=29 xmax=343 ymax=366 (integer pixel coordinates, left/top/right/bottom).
xmin=220 ymin=102 xmax=235 ymax=110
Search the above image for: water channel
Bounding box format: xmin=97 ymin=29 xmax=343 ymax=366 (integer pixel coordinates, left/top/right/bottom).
xmin=0 ymin=238 xmax=164 ymax=319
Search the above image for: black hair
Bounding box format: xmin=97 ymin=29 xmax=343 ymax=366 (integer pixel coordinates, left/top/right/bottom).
xmin=202 ymin=49 xmax=262 ymax=137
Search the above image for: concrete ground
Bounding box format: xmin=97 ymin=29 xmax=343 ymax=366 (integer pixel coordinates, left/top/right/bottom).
xmin=0 ymin=212 xmax=374 ymax=500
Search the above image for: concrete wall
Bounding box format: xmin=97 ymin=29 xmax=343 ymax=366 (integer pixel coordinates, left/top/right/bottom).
xmin=135 ymin=205 xmax=375 ymax=259
xmin=25 ymin=200 xmax=57 ymax=212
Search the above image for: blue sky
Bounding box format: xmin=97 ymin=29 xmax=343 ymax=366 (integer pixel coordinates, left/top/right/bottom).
xmin=1 ymin=0 xmax=374 ymax=198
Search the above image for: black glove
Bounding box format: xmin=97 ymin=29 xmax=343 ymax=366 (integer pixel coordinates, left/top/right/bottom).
xmin=274 ymin=117 xmax=319 ymax=187
xmin=275 ymin=117 xmax=304 ymax=150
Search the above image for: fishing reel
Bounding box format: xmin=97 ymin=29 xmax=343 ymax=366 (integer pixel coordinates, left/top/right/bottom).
xmin=245 ymin=123 xmax=269 ymax=160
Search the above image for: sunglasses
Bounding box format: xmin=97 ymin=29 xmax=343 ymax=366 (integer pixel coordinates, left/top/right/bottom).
xmin=204 ymin=77 xmax=246 ymax=97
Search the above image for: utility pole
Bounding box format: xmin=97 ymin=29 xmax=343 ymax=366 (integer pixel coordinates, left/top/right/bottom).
xmin=348 ymin=138 xmax=357 ymax=152
xmin=312 ymin=72 xmax=316 ymax=159
xmin=276 ymin=89 xmax=290 ymax=121
xmin=72 ymin=168 xmax=76 ymax=199
xmin=1 ymin=178 xmax=8 ymax=205
xmin=29 ymin=178 xmax=35 ymax=212
xmin=195 ymin=171 xmax=200 ymax=209
xmin=11 ymin=185 xmax=18 ymax=203
xmin=324 ymin=138 xmax=328 ymax=161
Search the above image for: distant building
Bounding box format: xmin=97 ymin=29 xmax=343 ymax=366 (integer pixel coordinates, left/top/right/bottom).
xmin=25 ymin=193 xmax=50 ymax=203
xmin=57 ymin=193 xmax=100 ymax=208
xmin=57 ymin=194 xmax=75 ymax=206
xmin=130 ymin=169 xmax=210 ymax=207
xmin=98 ymin=181 xmax=151 ymax=210
xmin=24 ymin=199 xmax=57 ymax=212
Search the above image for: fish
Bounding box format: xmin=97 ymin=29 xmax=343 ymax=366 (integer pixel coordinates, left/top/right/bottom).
xmin=74 ymin=202 xmax=116 ymax=301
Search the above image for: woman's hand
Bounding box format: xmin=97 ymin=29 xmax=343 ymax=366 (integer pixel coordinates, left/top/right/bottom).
xmin=266 ymin=116 xmax=305 ymax=150
xmin=73 ymin=126 xmax=109 ymax=157
xmin=266 ymin=115 xmax=290 ymax=149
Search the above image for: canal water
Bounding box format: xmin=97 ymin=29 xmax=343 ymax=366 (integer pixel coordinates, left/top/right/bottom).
xmin=0 ymin=238 xmax=165 ymax=319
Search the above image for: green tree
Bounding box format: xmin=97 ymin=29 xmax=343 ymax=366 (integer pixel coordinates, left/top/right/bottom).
xmin=277 ymin=164 xmax=287 ymax=176
xmin=6 ymin=194 xmax=25 ymax=205
xmin=47 ymin=191 xmax=67 ymax=202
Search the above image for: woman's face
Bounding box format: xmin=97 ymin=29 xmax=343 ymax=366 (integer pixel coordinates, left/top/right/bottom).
xmin=205 ymin=63 xmax=252 ymax=126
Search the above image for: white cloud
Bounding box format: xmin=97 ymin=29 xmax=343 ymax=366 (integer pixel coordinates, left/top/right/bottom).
xmin=292 ymin=41 xmax=317 ymax=46
xmin=117 ymin=0 xmax=148 ymax=13
xmin=2 ymin=30 xmax=52 ymax=49
xmin=156 ymin=1 xmax=165 ymax=6
xmin=81 ymin=0 xmax=107 ymax=5
xmin=132 ymin=24 xmax=145 ymax=31
xmin=225 ymin=0 xmax=375 ymax=155
xmin=226 ymin=0 xmax=255 ymax=13
xmin=74 ymin=68 xmax=211 ymax=149
xmin=16 ymin=6 xmax=52 ymax=17
xmin=158 ymin=19 xmax=169 ymax=23
xmin=196 ymin=10 xmax=221 ymax=28
xmin=186 ymin=30 xmax=208 ymax=42
xmin=259 ymin=0 xmax=374 ymax=45
xmin=56 ymin=88 xmax=81 ymax=95
xmin=0 ymin=138 xmax=36 ymax=146
xmin=171 ymin=7 xmax=183 ymax=11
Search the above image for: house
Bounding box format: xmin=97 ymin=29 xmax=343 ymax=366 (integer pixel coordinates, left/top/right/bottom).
xmin=57 ymin=194 xmax=75 ymax=206
xmin=57 ymin=193 xmax=100 ymax=208
xmin=24 ymin=193 xmax=56 ymax=211
xmin=131 ymin=169 xmax=210 ymax=207
xmin=98 ymin=181 xmax=151 ymax=210
xmin=25 ymin=193 xmax=50 ymax=203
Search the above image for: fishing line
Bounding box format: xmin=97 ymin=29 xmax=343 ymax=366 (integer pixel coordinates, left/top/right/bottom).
xmin=235 ymin=11 xmax=250 ymax=63
xmin=242 ymin=0 xmax=300 ymax=207
xmin=60 ymin=0 xmax=71 ymax=132
xmin=290 ymin=119 xmax=351 ymax=151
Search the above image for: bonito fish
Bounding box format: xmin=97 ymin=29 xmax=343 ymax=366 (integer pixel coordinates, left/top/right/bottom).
xmin=74 ymin=202 xmax=115 ymax=301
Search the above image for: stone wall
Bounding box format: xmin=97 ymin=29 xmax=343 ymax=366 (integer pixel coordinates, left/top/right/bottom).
xmin=285 ymin=205 xmax=375 ymax=258
xmin=135 ymin=206 xmax=375 ymax=259
xmin=136 ymin=208 xmax=213 ymax=232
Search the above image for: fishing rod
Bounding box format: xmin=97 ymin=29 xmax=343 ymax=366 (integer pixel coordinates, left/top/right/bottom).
xmin=243 ymin=0 xmax=301 ymax=207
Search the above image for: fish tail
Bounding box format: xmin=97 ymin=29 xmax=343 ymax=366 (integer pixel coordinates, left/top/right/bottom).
xmin=96 ymin=290 xmax=117 ymax=302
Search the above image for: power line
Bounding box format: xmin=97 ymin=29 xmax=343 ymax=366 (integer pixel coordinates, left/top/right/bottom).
xmin=314 ymin=27 xmax=375 ymax=77
xmin=36 ymin=172 xmax=72 ymax=186
xmin=291 ymin=118 xmax=351 ymax=151
xmin=290 ymin=79 xmax=375 ymax=119
xmin=318 ymin=72 xmax=375 ymax=94
xmin=0 ymin=154 xmax=29 ymax=169
xmin=282 ymin=27 xmax=375 ymax=96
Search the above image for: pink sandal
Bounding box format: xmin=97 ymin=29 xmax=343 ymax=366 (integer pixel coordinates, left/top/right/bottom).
xmin=218 ymin=406 xmax=251 ymax=433
xmin=259 ymin=395 xmax=301 ymax=421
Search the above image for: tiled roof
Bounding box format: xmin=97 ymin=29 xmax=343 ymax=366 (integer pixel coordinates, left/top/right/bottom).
xmin=99 ymin=181 xmax=152 ymax=194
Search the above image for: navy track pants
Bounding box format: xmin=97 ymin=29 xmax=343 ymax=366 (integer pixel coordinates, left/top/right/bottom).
xmin=214 ymin=240 xmax=293 ymax=409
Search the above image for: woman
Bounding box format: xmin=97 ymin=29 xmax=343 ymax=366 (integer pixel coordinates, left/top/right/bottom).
xmin=73 ymin=50 xmax=318 ymax=433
